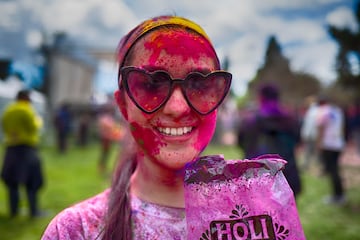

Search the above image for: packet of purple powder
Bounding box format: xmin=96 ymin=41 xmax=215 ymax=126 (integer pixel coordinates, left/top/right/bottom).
xmin=184 ymin=154 xmax=306 ymax=240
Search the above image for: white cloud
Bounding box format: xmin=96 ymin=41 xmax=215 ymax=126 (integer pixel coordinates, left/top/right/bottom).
xmin=224 ymin=34 xmax=267 ymax=96
xmin=37 ymin=2 xmax=91 ymax=32
xmin=26 ymin=29 xmax=43 ymax=48
xmin=98 ymin=1 xmax=133 ymax=28
xmin=348 ymin=52 xmax=360 ymax=75
xmin=286 ymin=40 xmax=338 ymax=85
xmin=256 ymin=0 xmax=344 ymax=9
xmin=0 ymin=1 xmax=20 ymax=30
xmin=326 ymin=6 xmax=358 ymax=32
xmin=264 ymin=18 xmax=326 ymax=44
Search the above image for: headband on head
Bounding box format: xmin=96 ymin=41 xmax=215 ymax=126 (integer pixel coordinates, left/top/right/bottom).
xmin=117 ymin=15 xmax=220 ymax=75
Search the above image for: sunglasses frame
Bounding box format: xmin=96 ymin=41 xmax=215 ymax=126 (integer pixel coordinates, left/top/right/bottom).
xmin=119 ymin=66 xmax=232 ymax=115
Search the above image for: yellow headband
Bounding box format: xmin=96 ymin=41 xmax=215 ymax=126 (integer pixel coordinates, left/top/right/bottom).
xmin=117 ymin=15 xmax=219 ymax=69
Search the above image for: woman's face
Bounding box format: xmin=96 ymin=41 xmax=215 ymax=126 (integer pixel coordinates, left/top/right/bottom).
xmin=117 ymin=29 xmax=219 ymax=170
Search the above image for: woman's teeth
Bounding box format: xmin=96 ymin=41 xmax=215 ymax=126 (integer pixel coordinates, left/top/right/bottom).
xmin=158 ymin=127 xmax=193 ymax=136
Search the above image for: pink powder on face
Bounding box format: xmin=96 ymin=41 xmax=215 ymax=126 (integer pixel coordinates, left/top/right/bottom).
xmin=144 ymin=30 xmax=216 ymax=66
xmin=194 ymin=112 xmax=217 ymax=151
xmin=129 ymin=112 xmax=216 ymax=162
xmin=130 ymin=122 xmax=166 ymax=156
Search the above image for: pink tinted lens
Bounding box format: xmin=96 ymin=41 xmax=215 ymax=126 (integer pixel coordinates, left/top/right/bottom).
xmin=127 ymin=71 xmax=170 ymax=112
xmin=186 ymin=73 xmax=229 ymax=114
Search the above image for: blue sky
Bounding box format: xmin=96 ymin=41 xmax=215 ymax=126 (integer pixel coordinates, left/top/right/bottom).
xmin=0 ymin=0 xmax=357 ymax=96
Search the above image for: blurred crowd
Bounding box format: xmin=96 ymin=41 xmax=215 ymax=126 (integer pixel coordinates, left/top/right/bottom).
xmin=217 ymin=84 xmax=360 ymax=205
xmin=52 ymin=96 xmax=125 ymax=175
xmin=1 ymin=86 xmax=359 ymax=218
xmin=0 ymin=90 xmax=125 ymax=218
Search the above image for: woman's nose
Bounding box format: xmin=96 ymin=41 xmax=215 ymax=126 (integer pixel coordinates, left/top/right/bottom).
xmin=162 ymin=87 xmax=191 ymax=116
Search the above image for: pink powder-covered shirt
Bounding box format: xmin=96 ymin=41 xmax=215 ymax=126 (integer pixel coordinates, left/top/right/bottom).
xmin=41 ymin=189 xmax=186 ymax=240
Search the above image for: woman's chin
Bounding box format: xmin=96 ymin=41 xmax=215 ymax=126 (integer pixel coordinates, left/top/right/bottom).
xmin=155 ymin=149 xmax=199 ymax=171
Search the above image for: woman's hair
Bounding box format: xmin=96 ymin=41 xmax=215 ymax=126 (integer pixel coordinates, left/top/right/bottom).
xmin=101 ymin=131 xmax=137 ymax=239
xmin=101 ymin=15 xmax=218 ymax=240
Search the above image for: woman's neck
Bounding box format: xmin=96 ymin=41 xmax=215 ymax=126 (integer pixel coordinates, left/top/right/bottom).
xmin=130 ymin=157 xmax=185 ymax=208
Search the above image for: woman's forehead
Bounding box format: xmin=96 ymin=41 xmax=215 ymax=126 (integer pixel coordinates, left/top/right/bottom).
xmin=130 ymin=28 xmax=217 ymax=67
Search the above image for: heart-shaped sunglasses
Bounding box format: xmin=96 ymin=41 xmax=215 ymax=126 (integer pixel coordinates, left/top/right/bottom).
xmin=119 ymin=67 xmax=232 ymax=115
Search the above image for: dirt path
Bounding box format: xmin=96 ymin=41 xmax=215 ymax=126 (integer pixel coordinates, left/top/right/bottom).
xmin=339 ymin=142 xmax=360 ymax=190
xmin=298 ymin=142 xmax=360 ymax=189
xmin=340 ymin=142 xmax=360 ymax=167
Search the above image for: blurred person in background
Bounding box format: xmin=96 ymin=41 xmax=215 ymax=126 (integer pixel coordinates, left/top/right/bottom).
xmin=77 ymin=111 xmax=91 ymax=147
xmin=237 ymin=83 xmax=302 ymax=198
xmin=300 ymin=95 xmax=319 ymax=171
xmin=346 ymin=99 xmax=360 ymax=155
xmin=97 ymin=103 xmax=124 ymax=175
xmin=1 ymin=89 xmax=44 ymax=218
xmin=54 ymin=103 xmax=72 ymax=154
xmin=41 ymin=15 xmax=232 ymax=239
xmin=316 ymin=95 xmax=347 ymax=205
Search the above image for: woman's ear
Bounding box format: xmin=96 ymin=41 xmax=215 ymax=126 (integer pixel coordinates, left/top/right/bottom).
xmin=114 ymin=90 xmax=128 ymax=120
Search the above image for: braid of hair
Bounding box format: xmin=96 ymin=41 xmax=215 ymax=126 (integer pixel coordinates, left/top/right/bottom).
xmin=102 ymin=136 xmax=137 ymax=240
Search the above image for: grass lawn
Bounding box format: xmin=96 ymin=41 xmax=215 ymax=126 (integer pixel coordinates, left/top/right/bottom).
xmin=0 ymin=142 xmax=359 ymax=239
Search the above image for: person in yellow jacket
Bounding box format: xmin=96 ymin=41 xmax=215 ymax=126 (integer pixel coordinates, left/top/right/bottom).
xmin=1 ymin=89 xmax=44 ymax=218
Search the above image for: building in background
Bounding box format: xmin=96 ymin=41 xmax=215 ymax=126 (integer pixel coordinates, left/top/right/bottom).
xmin=0 ymin=36 xmax=117 ymax=145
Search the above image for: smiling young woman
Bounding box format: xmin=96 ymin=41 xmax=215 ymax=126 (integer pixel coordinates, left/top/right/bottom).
xmin=41 ymin=15 xmax=232 ymax=240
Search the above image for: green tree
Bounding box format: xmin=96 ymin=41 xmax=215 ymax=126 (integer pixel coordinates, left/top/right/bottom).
xmin=328 ymin=1 xmax=360 ymax=98
xmin=249 ymin=36 xmax=321 ymax=107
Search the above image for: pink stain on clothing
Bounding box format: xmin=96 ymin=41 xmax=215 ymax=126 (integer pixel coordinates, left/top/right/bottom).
xmin=41 ymin=189 xmax=187 ymax=240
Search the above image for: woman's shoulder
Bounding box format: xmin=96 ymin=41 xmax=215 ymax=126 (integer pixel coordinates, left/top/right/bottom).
xmin=60 ymin=188 xmax=110 ymax=216
xmin=41 ymin=189 xmax=110 ymax=240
